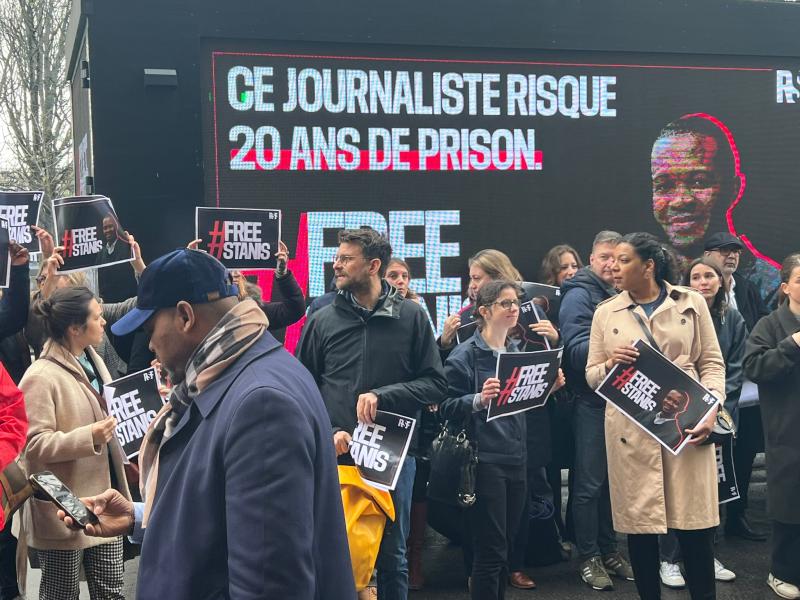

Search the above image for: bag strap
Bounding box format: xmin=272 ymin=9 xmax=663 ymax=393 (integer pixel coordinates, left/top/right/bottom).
xmin=627 ymin=306 xmax=662 ymax=353
xmin=41 ymin=356 xmax=109 ymax=416
xmin=457 ymin=345 xmax=480 ymax=434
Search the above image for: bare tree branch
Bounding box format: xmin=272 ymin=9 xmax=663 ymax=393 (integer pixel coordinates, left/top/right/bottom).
xmin=0 ymin=0 xmax=73 ymax=229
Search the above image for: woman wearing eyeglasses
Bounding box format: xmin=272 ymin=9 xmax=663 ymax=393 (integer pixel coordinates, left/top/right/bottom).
xmin=441 ymin=280 xmax=565 ymax=600
xmin=586 ymin=233 xmax=725 ymax=600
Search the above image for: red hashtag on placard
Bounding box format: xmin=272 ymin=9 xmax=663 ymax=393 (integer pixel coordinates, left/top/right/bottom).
xmin=207 ymin=220 xmax=225 ymax=258
xmin=61 ymin=230 xmax=73 ymax=258
xmin=612 ymin=366 xmax=636 ymax=390
xmin=497 ymin=367 xmax=519 ymax=407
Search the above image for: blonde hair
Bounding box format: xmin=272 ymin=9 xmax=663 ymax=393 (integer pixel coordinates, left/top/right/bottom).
xmin=35 ymin=260 xmax=89 ymax=289
xmin=468 ymin=249 xmax=523 ymax=283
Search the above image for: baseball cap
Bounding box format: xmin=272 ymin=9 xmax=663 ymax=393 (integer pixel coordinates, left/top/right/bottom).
xmin=111 ymin=248 xmax=238 ymax=336
xmin=703 ymin=232 xmax=745 ymax=252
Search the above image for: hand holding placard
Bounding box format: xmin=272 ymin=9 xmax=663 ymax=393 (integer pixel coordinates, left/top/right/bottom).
xmin=684 ymin=404 xmax=718 ymax=446
xmin=356 ymin=392 xmax=379 ymax=424
xmin=441 ymin=314 xmax=462 ymax=346
xmin=605 ymin=344 xmax=640 ymax=371
xmin=333 ymin=431 xmax=352 ymax=456
xmin=480 ymin=377 xmax=501 ymax=408
xmin=91 ymin=416 xmax=117 ymax=445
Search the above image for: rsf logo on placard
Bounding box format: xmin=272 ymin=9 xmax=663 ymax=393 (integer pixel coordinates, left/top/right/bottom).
xmin=776 ymin=70 xmax=800 ymax=103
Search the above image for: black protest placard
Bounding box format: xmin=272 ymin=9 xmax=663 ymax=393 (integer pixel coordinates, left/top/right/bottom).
xmin=195 ymin=207 xmax=281 ymax=269
xmin=455 ymin=320 xmax=478 ymax=345
xmin=716 ymin=438 xmax=740 ymax=504
xmin=595 ymin=339 xmax=721 ymax=455
xmin=521 ymin=282 xmax=561 ymax=324
xmin=350 ymin=410 xmax=416 ymax=491
xmin=0 ymin=191 xmax=43 ymax=254
xmin=487 ymin=348 xmax=563 ymax=422
xmin=102 ymin=367 xmax=166 ymax=459
xmin=53 ymin=196 xmax=134 ymax=273
xmin=517 ymin=300 xmax=551 ymax=352
xmin=0 ymin=219 xmax=10 ymax=289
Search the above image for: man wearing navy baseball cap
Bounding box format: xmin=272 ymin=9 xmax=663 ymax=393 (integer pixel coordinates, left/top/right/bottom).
xmin=703 ymin=233 xmax=770 ymax=544
xmin=59 ymin=248 xmax=355 ymax=599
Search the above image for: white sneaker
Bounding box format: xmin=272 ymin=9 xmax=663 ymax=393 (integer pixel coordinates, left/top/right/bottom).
xmin=714 ymin=558 xmax=736 ymax=582
xmin=659 ymin=561 xmax=685 ymax=589
xmin=769 ymin=573 xmax=800 ymax=599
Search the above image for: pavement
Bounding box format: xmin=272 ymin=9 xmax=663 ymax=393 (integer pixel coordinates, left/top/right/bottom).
xmin=22 ymin=460 xmax=777 ymax=599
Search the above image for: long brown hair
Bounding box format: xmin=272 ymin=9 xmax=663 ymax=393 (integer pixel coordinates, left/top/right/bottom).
xmin=386 ymin=257 xmax=419 ymax=300
xmin=683 ymin=257 xmax=727 ymax=319
xmin=539 ymin=244 xmax=583 ymax=286
xmin=778 ymin=253 xmax=800 ymax=305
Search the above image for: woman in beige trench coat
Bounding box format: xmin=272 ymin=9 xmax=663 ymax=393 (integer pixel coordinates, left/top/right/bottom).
xmin=586 ymin=233 xmax=725 ymax=600
xmin=19 ymin=286 xmax=130 ymax=600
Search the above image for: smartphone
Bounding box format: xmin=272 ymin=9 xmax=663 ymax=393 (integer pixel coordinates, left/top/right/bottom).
xmin=29 ymin=471 xmax=99 ymax=529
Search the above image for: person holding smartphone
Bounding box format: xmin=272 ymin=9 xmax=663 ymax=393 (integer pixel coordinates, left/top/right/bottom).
xmin=19 ymin=286 xmax=130 ymax=600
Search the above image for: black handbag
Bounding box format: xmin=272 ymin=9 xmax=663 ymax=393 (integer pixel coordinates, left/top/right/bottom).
xmin=706 ymin=405 xmax=735 ymax=444
xmin=427 ymin=348 xmax=479 ymax=508
xmin=427 ymin=421 xmax=478 ymax=507
xmin=628 ymin=306 xmax=735 ymax=445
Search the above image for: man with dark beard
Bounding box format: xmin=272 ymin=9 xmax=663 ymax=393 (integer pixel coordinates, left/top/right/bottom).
xmin=296 ymin=228 xmax=446 ymax=600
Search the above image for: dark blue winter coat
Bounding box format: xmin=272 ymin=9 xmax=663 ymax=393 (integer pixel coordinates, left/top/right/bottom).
xmin=135 ymin=333 xmax=355 ymax=600
xmin=559 ymin=267 xmax=616 ymax=405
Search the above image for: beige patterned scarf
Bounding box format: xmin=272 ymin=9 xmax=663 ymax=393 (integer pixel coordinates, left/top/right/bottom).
xmin=138 ymin=299 xmax=268 ymax=526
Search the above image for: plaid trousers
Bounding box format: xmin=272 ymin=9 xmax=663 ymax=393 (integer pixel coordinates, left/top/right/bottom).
xmin=36 ymin=536 xmax=124 ymax=600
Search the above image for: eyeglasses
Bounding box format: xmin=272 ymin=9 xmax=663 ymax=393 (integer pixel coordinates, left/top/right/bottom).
xmin=490 ymin=299 xmax=521 ymax=310
xmin=715 ymin=247 xmax=742 ymax=256
xmin=333 ymin=255 xmax=361 ymax=265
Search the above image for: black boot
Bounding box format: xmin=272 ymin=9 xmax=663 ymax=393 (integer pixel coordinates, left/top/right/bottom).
xmin=725 ymin=512 xmax=767 ymax=542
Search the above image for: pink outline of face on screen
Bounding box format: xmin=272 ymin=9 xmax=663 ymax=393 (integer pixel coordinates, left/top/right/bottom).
xmin=650 ymin=114 xmax=743 ymax=252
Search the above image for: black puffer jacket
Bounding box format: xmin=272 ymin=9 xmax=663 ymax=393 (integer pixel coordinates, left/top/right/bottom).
xmin=296 ymin=284 xmax=447 ymax=456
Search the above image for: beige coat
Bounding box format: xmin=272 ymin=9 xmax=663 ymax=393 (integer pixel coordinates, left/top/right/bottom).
xmin=586 ymin=283 xmax=725 ymax=534
xmin=18 ymin=340 xmax=130 ymax=550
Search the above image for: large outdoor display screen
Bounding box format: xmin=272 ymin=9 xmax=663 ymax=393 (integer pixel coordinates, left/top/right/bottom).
xmin=202 ymin=40 xmax=800 ymax=341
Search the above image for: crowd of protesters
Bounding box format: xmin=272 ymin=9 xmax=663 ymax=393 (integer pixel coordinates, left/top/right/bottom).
xmin=0 ymin=218 xmax=797 ymax=600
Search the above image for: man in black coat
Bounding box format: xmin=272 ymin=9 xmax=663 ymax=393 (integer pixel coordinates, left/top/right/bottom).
xmin=296 ymin=228 xmax=447 ymax=600
xmin=704 ymin=232 xmax=769 ymax=541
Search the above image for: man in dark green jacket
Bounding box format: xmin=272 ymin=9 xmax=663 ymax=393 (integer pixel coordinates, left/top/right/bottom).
xmin=296 ymin=228 xmax=446 ymax=600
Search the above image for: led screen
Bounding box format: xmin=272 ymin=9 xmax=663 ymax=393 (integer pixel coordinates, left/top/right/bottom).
xmin=202 ymin=40 xmax=800 ymax=342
